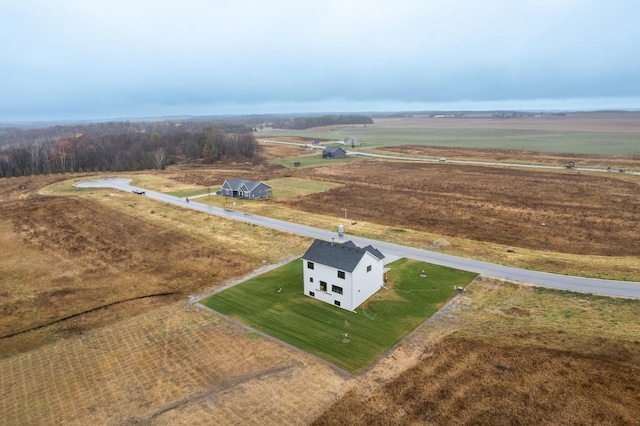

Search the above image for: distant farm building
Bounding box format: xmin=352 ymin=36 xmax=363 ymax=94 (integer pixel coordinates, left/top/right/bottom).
xmin=220 ymin=178 xmax=272 ymax=199
xmin=302 ymin=239 xmax=386 ymax=311
xmin=344 ymin=136 xmax=361 ymax=147
xmin=322 ymin=146 xmax=347 ymax=159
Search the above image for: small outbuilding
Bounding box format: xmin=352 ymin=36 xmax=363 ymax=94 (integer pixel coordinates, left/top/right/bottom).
xmin=302 ymin=239 xmax=386 ymax=311
xmin=322 ymin=146 xmax=347 ymax=159
xmin=221 ymin=178 xmax=272 ymax=199
xmin=344 ymin=136 xmax=361 ymax=147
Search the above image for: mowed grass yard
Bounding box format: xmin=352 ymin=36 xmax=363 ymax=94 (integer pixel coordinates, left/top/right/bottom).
xmin=165 ymin=177 xmax=342 ymax=202
xmin=202 ymin=258 xmax=477 ymax=373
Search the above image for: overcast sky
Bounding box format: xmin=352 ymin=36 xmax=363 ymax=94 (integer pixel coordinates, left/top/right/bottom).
xmin=2 ymin=0 xmax=640 ymax=122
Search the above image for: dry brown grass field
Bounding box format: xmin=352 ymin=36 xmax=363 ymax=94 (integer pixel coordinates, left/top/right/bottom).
xmin=0 ymin=173 xmax=306 ymax=358
xmin=374 ymin=145 xmax=640 ymax=170
xmin=1 ymin=124 xmax=640 ymax=424
xmin=314 ymin=278 xmax=640 ymax=425
xmin=272 ymin=160 xmax=640 ymax=257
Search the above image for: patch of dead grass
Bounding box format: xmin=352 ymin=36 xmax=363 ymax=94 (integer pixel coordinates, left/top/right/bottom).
xmin=274 ymin=160 xmax=640 ymax=258
xmin=1 ymin=177 xmax=307 ymax=356
xmin=313 ymin=277 xmax=640 ymax=425
xmin=375 ymin=145 xmax=640 ymax=170
xmin=0 ymin=302 xmax=348 ymax=425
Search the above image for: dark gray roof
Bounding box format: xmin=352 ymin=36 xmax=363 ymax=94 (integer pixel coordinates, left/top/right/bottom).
xmin=323 ymin=146 xmax=345 ymax=153
xmin=223 ymin=178 xmax=245 ymax=190
xmin=362 ymin=245 xmax=384 ymax=260
xmin=302 ymin=239 xmax=384 ymax=272
xmin=223 ymin=178 xmax=271 ymax=191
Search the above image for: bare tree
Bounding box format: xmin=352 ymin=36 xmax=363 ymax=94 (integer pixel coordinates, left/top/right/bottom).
xmin=153 ymin=147 xmax=166 ymax=169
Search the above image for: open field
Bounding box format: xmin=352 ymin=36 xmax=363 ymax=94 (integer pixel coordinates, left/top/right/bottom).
xmin=203 ymin=258 xmax=476 ymax=373
xmin=0 ymin=300 xmax=350 ymax=425
xmin=143 ymin=143 xmax=640 ymax=281
xmin=270 ymin=160 xmax=640 ymax=259
xmin=1 ymin=115 xmax=640 ymax=425
xmin=314 ymin=277 xmax=640 ymax=425
xmin=257 ymin=177 xmax=342 ymax=199
xmin=84 ymin=157 xmax=638 ymax=281
xmin=257 ymin=111 xmax=640 ymax=155
xmin=370 ymin=145 xmax=640 ymax=170
xmin=0 ymin=174 xmax=307 ymax=357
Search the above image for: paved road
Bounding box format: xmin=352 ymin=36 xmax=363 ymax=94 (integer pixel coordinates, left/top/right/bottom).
xmin=348 ymin=151 xmax=640 ymax=176
xmin=258 ymin=139 xmax=640 ymax=176
xmin=75 ymin=178 xmax=640 ymax=298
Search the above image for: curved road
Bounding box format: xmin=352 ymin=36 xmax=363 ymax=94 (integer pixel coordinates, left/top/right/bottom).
xmin=75 ymin=178 xmax=640 ymax=299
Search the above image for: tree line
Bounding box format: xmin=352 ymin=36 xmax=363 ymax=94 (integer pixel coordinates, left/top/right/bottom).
xmin=0 ymin=123 xmax=259 ymax=178
xmin=267 ymin=114 xmax=373 ymax=130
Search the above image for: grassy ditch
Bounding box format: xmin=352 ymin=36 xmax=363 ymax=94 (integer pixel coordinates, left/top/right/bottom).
xmin=202 ymin=258 xmax=477 ymax=373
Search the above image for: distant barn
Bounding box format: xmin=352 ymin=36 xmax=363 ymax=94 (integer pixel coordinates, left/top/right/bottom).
xmin=322 ymin=146 xmax=347 ymax=159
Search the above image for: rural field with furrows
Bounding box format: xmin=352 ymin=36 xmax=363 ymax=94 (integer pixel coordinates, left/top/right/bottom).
xmin=1 ymin=113 xmax=640 ymax=425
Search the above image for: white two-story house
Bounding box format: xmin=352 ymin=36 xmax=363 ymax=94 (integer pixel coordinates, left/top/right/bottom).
xmin=302 ymin=239 xmax=386 ymax=311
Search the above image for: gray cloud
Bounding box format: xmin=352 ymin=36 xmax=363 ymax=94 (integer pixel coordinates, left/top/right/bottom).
xmin=1 ymin=0 xmax=640 ymax=121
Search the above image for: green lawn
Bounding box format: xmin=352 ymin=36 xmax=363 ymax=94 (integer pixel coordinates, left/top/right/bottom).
xmin=165 ymin=177 xmax=340 ymax=200
xmin=202 ymin=258 xmax=477 ymax=373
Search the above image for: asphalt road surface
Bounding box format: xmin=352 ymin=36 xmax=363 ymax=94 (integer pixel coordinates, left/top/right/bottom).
xmin=75 ymin=178 xmax=640 ymax=299
xmin=348 ymin=151 xmax=640 ymax=176
xmin=257 ymin=139 xmax=640 ymax=176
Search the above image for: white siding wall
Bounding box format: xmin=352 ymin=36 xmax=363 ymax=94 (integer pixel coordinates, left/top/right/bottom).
xmin=302 ymin=252 xmax=384 ymax=311
xmin=303 ymin=258 xmax=354 ymax=310
xmin=350 ymin=252 xmax=385 ymax=309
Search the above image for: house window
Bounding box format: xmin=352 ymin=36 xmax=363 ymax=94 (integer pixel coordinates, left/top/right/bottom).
xmin=367 ymin=265 xmax=372 ymax=272
xmin=309 ymin=277 xmax=314 ymax=283
xmin=331 ymin=285 xmax=343 ymax=295
xmin=307 ymin=261 xmax=314 ymax=270
xmin=337 ymin=270 xmax=345 ymax=279
xmin=319 ymin=281 xmax=327 ymax=292
xmin=334 ymin=300 xmax=341 ymax=307
xmin=309 ymin=291 xmax=315 ymax=297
